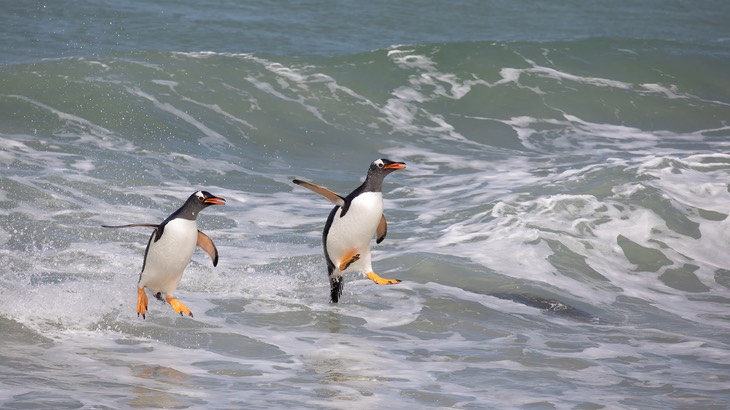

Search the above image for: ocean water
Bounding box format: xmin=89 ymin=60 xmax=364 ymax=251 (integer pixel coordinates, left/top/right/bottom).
xmin=2 ymin=1 xmax=730 ymax=409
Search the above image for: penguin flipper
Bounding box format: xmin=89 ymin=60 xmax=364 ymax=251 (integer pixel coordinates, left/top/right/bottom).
xmin=292 ymin=179 xmax=345 ymax=206
xmin=376 ymin=214 xmax=387 ymax=244
xmin=197 ymin=230 xmax=219 ymax=267
xmin=102 ymin=223 xmax=160 ymax=229
xmin=103 ymin=223 xmax=164 ymax=242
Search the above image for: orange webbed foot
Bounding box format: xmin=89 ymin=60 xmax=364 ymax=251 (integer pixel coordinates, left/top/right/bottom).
xmin=137 ymin=288 xmax=149 ymax=319
xmin=166 ymin=297 xmax=193 ymax=318
xmin=338 ymin=252 xmax=361 ymax=271
xmin=366 ymin=271 xmax=401 ymax=285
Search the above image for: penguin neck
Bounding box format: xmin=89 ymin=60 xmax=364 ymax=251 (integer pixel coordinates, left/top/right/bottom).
xmin=168 ymin=205 xmax=201 ymax=222
xmin=360 ymin=172 xmax=386 ymax=194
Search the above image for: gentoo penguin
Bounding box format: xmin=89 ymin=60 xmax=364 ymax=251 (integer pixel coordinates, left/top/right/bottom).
xmin=293 ymin=158 xmax=406 ymax=303
xmin=103 ymin=191 xmax=225 ymax=318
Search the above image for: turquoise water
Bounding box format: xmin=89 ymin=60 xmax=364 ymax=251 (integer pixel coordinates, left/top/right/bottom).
xmin=2 ymin=1 xmax=730 ymax=409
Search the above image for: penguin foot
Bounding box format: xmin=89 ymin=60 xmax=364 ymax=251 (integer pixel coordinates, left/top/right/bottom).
xmin=166 ymin=297 xmax=193 ymax=317
xmin=338 ymin=253 xmax=360 ymax=271
xmin=366 ymin=272 xmax=401 ymax=285
xmin=137 ymin=288 xmax=149 ymax=319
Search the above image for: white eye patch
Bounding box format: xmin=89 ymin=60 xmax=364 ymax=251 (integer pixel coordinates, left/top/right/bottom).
xmin=194 ymin=191 xmax=205 ymax=200
xmin=374 ymin=159 xmax=384 ymax=168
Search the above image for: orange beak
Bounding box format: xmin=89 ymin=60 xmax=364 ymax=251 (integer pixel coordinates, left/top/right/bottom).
xmin=384 ymin=162 xmax=406 ymax=170
xmin=204 ymin=197 xmax=226 ymax=205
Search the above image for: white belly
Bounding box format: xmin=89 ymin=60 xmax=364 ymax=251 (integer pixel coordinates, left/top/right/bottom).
xmin=326 ymin=192 xmax=383 ymax=273
xmin=139 ymin=218 xmax=198 ymax=296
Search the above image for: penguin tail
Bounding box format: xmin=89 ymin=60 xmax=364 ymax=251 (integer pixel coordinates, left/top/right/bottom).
xmin=330 ymin=275 xmax=344 ymax=303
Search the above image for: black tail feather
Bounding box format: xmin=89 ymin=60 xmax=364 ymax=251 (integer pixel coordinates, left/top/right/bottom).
xmin=330 ymin=275 xmax=344 ymax=303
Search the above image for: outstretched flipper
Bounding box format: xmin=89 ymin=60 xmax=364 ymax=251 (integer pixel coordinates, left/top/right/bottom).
xmin=197 ymin=230 xmax=219 ymax=266
xmin=102 ymin=223 xmax=160 ymax=229
xmin=102 ymin=223 xmax=165 ymax=242
xmin=376 ymin=214 xmax=387 ymax=244
xmin=166 ymin=296 xmax=193 ymax=317
xmin=137 ymin=287 xmax=149 ymax=319
xmin=366 ymin=271 xmax=401 ymax=285
xmin=292 ymin=179 xmax=345 ymax=206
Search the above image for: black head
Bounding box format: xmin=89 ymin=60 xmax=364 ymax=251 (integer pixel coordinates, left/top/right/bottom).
xmin=361 ymin=158 xmax=406 ymax=193
xmin=175 ymin=190 xmax=226 ymax=220
xmin=367 ymin=158 xmax=406 ymax=177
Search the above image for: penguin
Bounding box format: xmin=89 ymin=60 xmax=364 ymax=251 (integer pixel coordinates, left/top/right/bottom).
xmin=293 ymin=158 xmax=406 ymax=303
xmin=103 ymin=190 xmax=225 ymax=319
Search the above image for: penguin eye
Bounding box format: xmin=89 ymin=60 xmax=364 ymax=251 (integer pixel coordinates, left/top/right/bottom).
xmin=195 ymin=191 xmax=205 ymax=201
xmin=376 ymin=160 xmax=384 ymax=168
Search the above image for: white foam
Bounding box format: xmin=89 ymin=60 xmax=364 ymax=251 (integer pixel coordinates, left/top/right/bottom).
xmin=150 ymin=79 xmax=179 ymax=89
xmin=3 ymin=46 xmax=730 ymax=409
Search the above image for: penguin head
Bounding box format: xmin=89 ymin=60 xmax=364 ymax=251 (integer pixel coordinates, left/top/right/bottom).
xmin=175 ymin=190 xmax=226 ymax=219
xmin=189 ymin=190 xmax=226 ymax=206
xmin=369 ymin=158 xmax=406 ymax=176
xmin=162 ymin=191 xmax=225 ymax=222
xmin=361 ymin=159 xmax=406 ymax=192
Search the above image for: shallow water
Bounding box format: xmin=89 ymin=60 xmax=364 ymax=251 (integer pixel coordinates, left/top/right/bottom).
xmin=2 ymin=1 xmax=730 ymax=409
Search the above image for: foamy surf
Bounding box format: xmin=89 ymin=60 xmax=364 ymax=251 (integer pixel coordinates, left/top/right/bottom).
xmin=2 ymin=13 xmax=730 ymax=407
